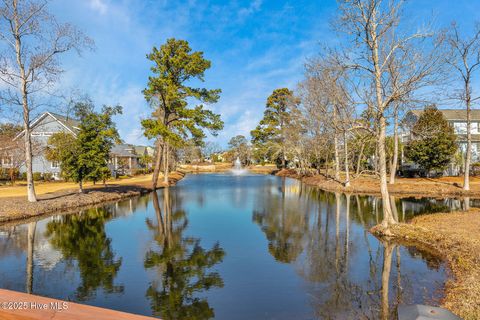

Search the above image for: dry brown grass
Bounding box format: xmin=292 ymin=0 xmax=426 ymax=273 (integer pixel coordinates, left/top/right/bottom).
xmin=0 ymin=174 xmax=166 ymax=199
xmin=277 ymin=169 xmax=480 ymax=197
xmin=247 ymin=164 xmax=278 ymax=174
xmin=0 ymin=172 xmax=185 ymax=222
xmin=373 ymin=211 xmax=480 ymax=320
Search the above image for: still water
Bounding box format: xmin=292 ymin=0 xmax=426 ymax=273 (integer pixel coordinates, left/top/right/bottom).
xmin=0 ymin=174 xmax=452 ymax=319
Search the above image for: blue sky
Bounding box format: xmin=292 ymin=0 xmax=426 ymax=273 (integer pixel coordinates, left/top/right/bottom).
xmin=44 ymin=0 xmax=480 ymax=147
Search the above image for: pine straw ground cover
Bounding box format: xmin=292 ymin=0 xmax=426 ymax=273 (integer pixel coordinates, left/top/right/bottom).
xmin=0 ymin=172 xmax=185 ymax=222
xmin=277 ymin=169 xmax=480 ymax=197
xmin=372 ymin=211 xmax=480 ymax=320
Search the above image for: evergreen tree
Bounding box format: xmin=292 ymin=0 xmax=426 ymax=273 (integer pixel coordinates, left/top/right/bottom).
xmin=228 ymin=135 xmax=250 ymax=164
xmin=251 ymin=88 xmax=298 ymax=168
xmin=47 ymin=102 xmax=121 ymax=192
xmin=404 ymin=106 xmax=457 ymax=175
xmin=142 ymin=38 xmax=223 ymax=187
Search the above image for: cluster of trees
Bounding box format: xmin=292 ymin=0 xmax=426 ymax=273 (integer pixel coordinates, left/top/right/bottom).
xmin=246 ymin=0 xmax=480 ymax=230
xmin=0 ymin=123 xmax=23 ymax=184
xmin=46 ymin=101 xmax=122 ymax=192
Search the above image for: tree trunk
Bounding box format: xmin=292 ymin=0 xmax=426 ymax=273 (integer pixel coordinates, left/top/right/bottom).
xmin=163 ymin=142 xmax=169 ymax=184
xmin=389 ymin=109 xmax=399 ymax=184
xmin=334 ymin=132 xmax=340 ymax=181
xmin=20 ymin=70 xmax=36 ymax=202
xmin=378 ymin=116 xmax=396 ymax=228
xmin=464 ymin=97 xmax=471 ymax=190
xmin=13 ymin=7 xmax=36 ymax=202
xmin=371 ymin=13 xmax=395 ymax=228
xmin=356 ymin=142 xmax=365 ymax=175
xmin=152 ymin=138 xmax=163 ymax=189
xmin=78 ymin=180 xmax=84 ymax=193
xmin=343 ymin=131 xmax=350 ymax=187
xmin=333 ymin=109 xmax=340 ymax=181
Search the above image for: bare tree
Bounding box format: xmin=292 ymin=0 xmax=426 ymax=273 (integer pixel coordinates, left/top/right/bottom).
xmin=445 ymin=22 xmax=480 ymax=191
xmin=336 ymin=0 xmax=443 ymax=230
xmin=0 ymin=0 xmax=92 ymax=201
xmin=303 ymin=57 xmax=355 ymax=185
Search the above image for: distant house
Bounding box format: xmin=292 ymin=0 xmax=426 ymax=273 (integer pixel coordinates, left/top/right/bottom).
xmin=403 ymin=109 xmax=480 ymax=161
xmin=3 ymin=111 xmax=153 ymax=180
xmin=402 ymin=108 xmax=480 ymax=175
xmin=109 ymin=144 xmax=141 ymax=176
xmin=14 ymin=112 xmax=80 ymax=179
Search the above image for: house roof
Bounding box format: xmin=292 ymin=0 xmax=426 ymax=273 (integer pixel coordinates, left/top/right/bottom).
xmin=134 ymin=146 xmax=147 ymax=155
xmin=111 ymin=144 xmax=139 ymax=158
xmin=14 ymin=111 xmax=80 ymax=140
xmin=409 ymin=109 xmax=480 ymax=121
xmin=48 ymin=112 xmax=80 ymax=133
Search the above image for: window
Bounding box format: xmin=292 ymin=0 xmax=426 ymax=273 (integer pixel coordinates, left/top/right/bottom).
xmin=472 ymin=122 xmax=479 ymax=134
xmin=2 ymin=157 xmax=12 ymax=165
xmin=454 ymin=122 xmax=467 ymax=134
xmin=51 ymin=161 xmax=59 ymax=169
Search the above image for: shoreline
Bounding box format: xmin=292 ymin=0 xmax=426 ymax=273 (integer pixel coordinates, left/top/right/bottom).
xmin=0 ymin=172 xmax=185 ymax=224
xmin=276 ymin=169 xmax=480 ymax=198
xmin=371 ymin=211 xmax=480 ymax=320
xmin=0 ymin=165 xmax=277 ymax=224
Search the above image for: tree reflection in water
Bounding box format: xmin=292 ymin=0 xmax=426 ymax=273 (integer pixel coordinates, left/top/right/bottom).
xmin=252 ymin=178 xmax=308 ymax=263
xmin=253 ymin=181 xmax=443 ymax=319
xmin=144 ymin=188 xmax=225 ymax=320
xmin=45 ymin=207 xmax=123 ymax=300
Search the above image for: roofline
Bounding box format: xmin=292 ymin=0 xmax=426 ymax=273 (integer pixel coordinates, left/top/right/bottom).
xmin=407 ymin=109 xmax=480 ymax=121
xmin=13 ymin=112 xmax=78 ymax=141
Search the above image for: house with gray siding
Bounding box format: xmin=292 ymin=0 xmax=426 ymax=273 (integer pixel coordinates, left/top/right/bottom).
xmin=4 ymin=111 xmax=152 ymax=180
xmin=402 ymin=108 xmax=480 ymax=176
xmin=14 ymin=112 xmax=80 ymax=179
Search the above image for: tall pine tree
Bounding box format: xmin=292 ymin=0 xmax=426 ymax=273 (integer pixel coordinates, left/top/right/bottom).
xmin=142 ymin=38 xmax=223 ymax=187
xmin=251 ymin=88 xmax=298 ymax=168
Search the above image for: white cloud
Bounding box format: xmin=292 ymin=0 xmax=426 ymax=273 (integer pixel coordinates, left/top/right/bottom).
xmin=238 ymin=0 xmax=263 ymax=19
xmin=88 ymin=0 xmax=108 ymax=14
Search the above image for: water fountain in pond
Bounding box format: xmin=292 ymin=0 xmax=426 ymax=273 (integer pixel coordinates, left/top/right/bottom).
xmin=231 ymin=157 xmax=248 ymax=175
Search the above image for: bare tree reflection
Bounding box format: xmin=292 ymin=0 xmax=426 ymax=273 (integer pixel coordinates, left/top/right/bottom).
xmin=26 ymin=221 xmax=36 ymax=294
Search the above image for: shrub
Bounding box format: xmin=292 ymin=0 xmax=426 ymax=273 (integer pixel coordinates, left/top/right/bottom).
xmin=132 ymin=168 xmax=147 ymax=176
xmin=43 ymin=173 xmax=53 ymax=181
xmin=32 ymin=172 xmax=42 ymax=181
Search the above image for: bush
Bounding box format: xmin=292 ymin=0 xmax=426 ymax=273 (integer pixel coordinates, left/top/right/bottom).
xmin=20 ymin=172 xmax=27 ymax=180
xmin=32 ymin=172 xmax=42 ymax=181
xmin=43 ymin=172 xmax=53 ymax=181
xmin=131 ymin=168 xmax=142 ymax=176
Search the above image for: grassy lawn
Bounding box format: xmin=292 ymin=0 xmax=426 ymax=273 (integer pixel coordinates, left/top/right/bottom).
xmin=0 ymin=174 xmax=158 ymax=198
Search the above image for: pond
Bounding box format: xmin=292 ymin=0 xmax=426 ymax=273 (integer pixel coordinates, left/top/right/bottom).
xmin=0 ymin=173 xmax=454 ymax=319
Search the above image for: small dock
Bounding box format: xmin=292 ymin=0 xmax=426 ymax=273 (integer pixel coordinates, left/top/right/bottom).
xmin=0 ymin=289 xmax=156 ymax=320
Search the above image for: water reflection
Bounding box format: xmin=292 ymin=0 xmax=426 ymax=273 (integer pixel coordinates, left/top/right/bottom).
xmin=45 ymin=207 xmax=124 ymax=300
xmin=0 ymin=175 xmax=461 ymax=319
xmin=144 ymin=189 xmax=225 ymax=319
xmin=253 ymin=178 xmax=445 ymax=319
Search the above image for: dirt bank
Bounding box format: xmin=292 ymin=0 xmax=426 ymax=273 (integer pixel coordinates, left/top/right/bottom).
xmin=371 ymin=211 xmax=480 ymax=320
xmin=178 ymin=163 xmax=232 ymax=172
xmin=178 ymin=163 xmax=278 ymax=174
xmin=277 ymin=169 xmax=480 ymax=197
xmin=0 ymin=172 xmax=185 ymax=223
